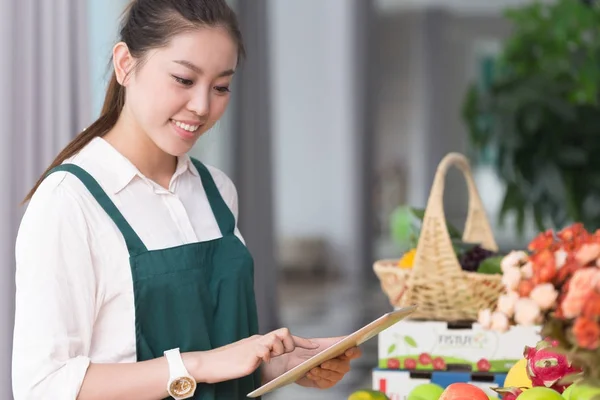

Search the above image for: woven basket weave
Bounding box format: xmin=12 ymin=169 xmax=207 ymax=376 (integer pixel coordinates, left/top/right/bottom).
xmin=374 ymin=153 xmax=504 ymax=322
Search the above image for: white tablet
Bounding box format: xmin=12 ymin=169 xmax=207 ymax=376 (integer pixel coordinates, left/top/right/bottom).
xmin=246 ymin=305 xmax=417 ymax=398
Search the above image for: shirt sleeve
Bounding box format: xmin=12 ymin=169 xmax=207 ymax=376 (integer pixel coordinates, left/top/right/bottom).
xmin=12 ymin=174 xmax=96 ymax=399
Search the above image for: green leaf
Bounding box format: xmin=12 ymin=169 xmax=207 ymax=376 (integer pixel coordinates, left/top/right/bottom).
xmin=446 ymin=222 xmax=463 ymax=240
xmin=477 ymin=256 xmax=504 ymax=275
xmin=390 ymin=206 xmax=416 ymax=249
xmin=410 ymin=208 xmax=426 ymax=220
xmin=387 ymin=344 xmax=396 ymax=355
xmin=410 ymin=207 xmax=462 ymax=239
xmin=404 ymin=336 xmax=418 ymax=348
xmin=516 ymin=206 xmax=526 ymax=236
xmin=559 ymin=147 xmax=588 ymax=166
xmin=452 ymin=240 xmax=478 ymax=257
xmin=533 ymin=207 xmax=546 ymax=232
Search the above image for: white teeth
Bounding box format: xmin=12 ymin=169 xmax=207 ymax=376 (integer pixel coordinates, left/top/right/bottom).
xmin=173 ymin=120 xmax=199 ymax=132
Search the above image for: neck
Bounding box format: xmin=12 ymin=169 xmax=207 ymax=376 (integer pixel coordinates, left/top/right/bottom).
xmin=104 ymin=110 xmax=177 ymax=185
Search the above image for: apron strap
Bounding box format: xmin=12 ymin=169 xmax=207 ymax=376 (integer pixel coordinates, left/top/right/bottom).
xmin=47 ymin=164 xmax=148 ymax=256
xmin=191 ymin=158 xmax=236 ymax=236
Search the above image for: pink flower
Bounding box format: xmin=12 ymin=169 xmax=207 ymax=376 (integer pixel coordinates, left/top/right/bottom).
xmin=573 ymin=316 xmax=600 ymax=350
xmin=491 ymin=311 xmax=510 ymax=332
xmin=575 ymin=243 xmax=600 ymax=265
xmin=502 ymin=266 xmax=522 ymax=291
xmin=478 ymin=309 xmax=492 ymax=329
xmin=554 ymin=249 xmax=568 ymax=269
xmin=501 ymin=251 xmax=528 ymax=272
xmin=521 ymin=262 xmax=534 ymax=279
xmin=514 ymin=298 xmax=541 ymax=326
xmin=498 ymin=291 xmax=520 ymax=317
xmin=562 ymin=268 xmax=600 ymax=319
xmin=530 ymin=283 xmax=559 ymax=311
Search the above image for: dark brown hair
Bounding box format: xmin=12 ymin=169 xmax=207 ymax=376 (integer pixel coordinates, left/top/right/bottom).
xmin=23 ymin=0 xmax=244 ymax=203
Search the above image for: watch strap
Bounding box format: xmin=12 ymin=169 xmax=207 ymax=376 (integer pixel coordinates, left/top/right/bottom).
xmin=164 ymin=348 xmax=191 ymax=379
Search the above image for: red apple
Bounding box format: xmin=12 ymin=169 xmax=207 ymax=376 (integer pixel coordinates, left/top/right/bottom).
xmin=439 ymin=383 xmax=490 ymax=400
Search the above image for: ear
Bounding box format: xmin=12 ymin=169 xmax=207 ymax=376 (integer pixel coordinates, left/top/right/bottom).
xmin=113 ymin=42 xmax=134 ymax=86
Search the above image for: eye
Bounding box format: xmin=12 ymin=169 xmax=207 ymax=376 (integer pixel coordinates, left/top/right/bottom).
xmin=171 ymin=75 xmax=194 ymax=86
xmin=214 ymin=86 xmax=231 ymax=94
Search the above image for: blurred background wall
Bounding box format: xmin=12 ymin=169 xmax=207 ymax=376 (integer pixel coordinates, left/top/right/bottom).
xmin=0 ymin=0 xmax=575 ymax=398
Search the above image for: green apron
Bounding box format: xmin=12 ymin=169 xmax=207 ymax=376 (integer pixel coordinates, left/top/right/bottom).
xmin=48 ymin=158 xmax=261 ymax=399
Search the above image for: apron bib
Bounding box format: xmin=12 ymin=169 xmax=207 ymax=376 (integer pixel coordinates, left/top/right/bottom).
xmin=48 ymin=158 xmax=261 ymax=399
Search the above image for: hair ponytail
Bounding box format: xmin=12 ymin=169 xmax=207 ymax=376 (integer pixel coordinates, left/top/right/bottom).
xmin=22 ymin=72 xmax=125 ymax=204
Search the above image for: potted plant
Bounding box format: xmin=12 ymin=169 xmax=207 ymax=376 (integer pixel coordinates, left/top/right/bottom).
xmin=462 ymin=0 xmax=600 ymax=235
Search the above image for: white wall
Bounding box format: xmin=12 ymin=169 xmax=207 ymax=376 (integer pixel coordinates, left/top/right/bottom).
xmin=0 ymin=2 xmax=14 ymax=398
xmin=269 ymin=0 xmax=361 ymax=274
xmin=88 ymin=0 xmax=128 ymax=118
xmin=376 ymin=0 xmax=553 ymax=14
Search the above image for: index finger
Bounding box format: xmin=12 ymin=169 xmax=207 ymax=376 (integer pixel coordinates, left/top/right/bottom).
xmin=293 ymin=335 xmax=320 ymax=349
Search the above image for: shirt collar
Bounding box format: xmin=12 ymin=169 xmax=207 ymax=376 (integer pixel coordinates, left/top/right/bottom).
xmin=82 ymin=137 xmax=198 ymax=195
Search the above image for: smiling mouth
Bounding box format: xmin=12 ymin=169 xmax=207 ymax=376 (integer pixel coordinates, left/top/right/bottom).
xmin=170 ymin=119 xmax=201 ymax=132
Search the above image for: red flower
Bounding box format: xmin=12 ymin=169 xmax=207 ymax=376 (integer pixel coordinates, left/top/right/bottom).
xmin=530 ymin=249 xmax=557 ymax=284
xmin=558 ymin=223 xmax=587 ymax=243
xmin=529 ymin=230 xmax=555 ymax=252
xmin=582 ymin=291 xmax=600 ymax=320
xmin=572 ymin=317 xmax=600 ymax=350
xmin=518 ymin=280 xmax=535 ymax=297
xmin=556 ymin=223 xmax=595 ymax=253
xmin=556 ymin=259 xmax=581 ymax=285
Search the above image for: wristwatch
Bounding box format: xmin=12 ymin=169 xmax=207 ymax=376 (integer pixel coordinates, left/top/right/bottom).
xmin=164 ymin=348 xmax=197 ymax=399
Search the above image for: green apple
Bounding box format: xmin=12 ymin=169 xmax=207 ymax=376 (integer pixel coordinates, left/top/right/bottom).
xmin=569 ymin=384 xmax=600 ymax=400
xmin=514 ymin=387 xmax=564 ymax=400
xmin=407 ymin=383 xmax=445 ymax=400
xmin=563 ymin=385 xmax=575 ymax=400
xmin=348 ymin=389 xmax=390 ymax=400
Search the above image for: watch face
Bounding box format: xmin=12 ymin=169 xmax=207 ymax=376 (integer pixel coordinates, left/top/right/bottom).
xmin=169 ymin=377 xmax=196 ymax=397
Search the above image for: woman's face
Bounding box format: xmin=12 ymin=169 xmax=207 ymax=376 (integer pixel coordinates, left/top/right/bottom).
xmin=118 ymin=26 xmax=238 ymax=156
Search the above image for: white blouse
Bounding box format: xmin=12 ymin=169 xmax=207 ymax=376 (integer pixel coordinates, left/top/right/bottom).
xmin=12 ymin=137 xmax=245 ymax=399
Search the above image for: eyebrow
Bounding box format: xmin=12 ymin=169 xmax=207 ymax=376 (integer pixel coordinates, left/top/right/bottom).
xmin=173 ymin=60 xmax=235 ymax=77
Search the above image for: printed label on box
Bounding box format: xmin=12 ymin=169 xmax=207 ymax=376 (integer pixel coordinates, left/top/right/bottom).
xmin=378 ymin=320 xmax=540 ymax=372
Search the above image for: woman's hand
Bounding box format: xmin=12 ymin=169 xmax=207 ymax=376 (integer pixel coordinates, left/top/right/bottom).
xmin=292 ymin=337 xmax=362 ymax=389
xmin=192 ymin=328 xmax=319 ymax=384
xmin=261 ymin=336 xmax=362 ymax=389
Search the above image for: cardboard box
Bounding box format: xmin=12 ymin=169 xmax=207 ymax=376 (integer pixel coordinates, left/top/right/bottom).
xmin=378 ymin=320 xmax=540 ymax=372
xmin=372 ymin=369 xmax=507 ymax=400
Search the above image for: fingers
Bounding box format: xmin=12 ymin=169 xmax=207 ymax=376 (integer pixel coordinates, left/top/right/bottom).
xmin=344 ymin=346 xmax=362 ymax=359
xmin=305 ymin=357 xmax=352 ymax=383
xmin=292 ymin=335 xmax=320 ymax=350
xmin=256 ymin=343 xmax=272 ymax=364
xmin=302 ymin=347 xmax=361 ymax=389
xmin=268 ymin=328 xmax=319 ymax=352
xmin=270 ymin=337 xmax=286 ymax=357
xmin=320 ymin=358 xmax=351 ymax=374
xmin=305 ymin=367 xmax=344 ymax=387
xmin=259 ymin=328 xmax=318 ymax=363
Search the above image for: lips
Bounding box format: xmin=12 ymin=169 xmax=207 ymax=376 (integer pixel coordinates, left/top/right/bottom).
xmin=170 ymin=119 xmax=200 ymax=140
xmin=170 ymin=119 xmax=200 ymax=132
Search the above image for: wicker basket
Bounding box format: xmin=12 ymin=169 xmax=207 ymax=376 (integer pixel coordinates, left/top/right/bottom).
xmin=374 ymin=152 xmax=505 ymax=322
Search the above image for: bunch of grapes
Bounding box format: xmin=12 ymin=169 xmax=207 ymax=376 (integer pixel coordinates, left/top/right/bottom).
xmin=459 ymin=245 xmax=495 ymax=272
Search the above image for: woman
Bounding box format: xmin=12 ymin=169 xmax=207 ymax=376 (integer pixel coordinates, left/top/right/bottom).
xmin=12 ymin=0 xmax=361 ymax=399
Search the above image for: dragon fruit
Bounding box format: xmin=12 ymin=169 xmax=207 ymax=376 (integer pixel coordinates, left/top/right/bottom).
xmin=493 ymin=387 xmax=523 ymax=400
xmin=524 ymin=338 xmax=580 ymax=393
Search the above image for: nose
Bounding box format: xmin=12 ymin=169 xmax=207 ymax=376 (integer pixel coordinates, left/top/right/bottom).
xmin=187 ymin=87 xmax=210 ymax=118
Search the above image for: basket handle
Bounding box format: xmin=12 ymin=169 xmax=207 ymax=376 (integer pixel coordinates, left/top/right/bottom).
xmin=411 ymin=153 xmax=498 ymax=278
